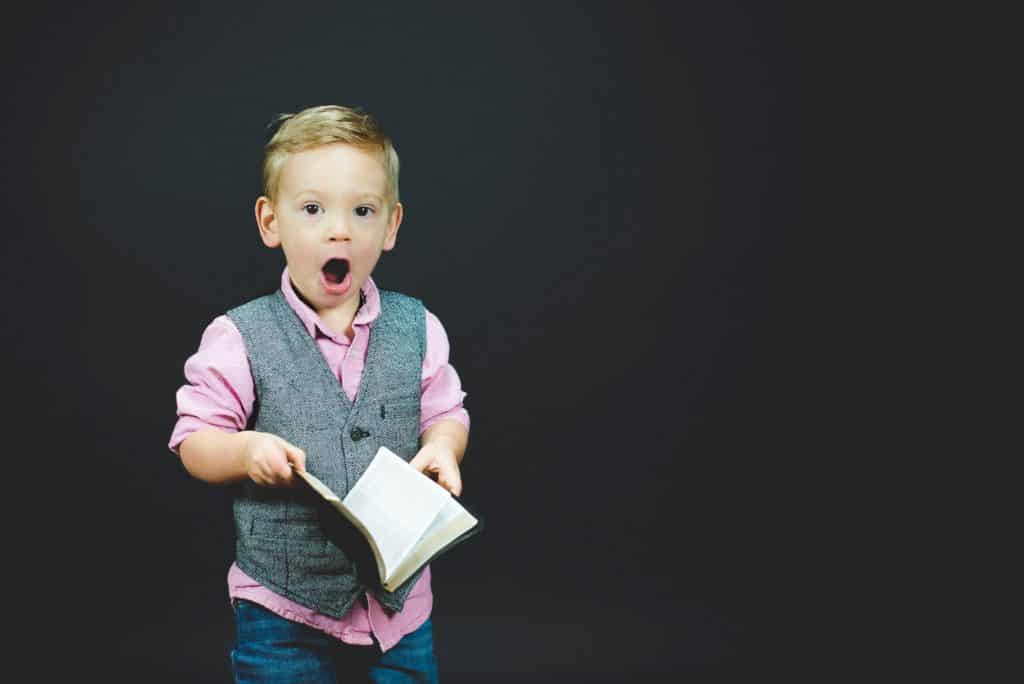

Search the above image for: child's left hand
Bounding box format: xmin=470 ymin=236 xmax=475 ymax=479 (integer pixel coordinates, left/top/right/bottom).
xmin=409 ymin=443 xmax=462 ymax=496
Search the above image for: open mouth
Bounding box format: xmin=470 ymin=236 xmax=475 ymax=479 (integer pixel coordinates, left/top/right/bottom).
xmin=322 ymin=258 xmax=350 ymax=284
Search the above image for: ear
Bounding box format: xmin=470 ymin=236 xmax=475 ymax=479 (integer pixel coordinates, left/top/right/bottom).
xmin=382 ymin=202 xmax=403 ymax=252
xmin=255 ymin=196 xmax=281 ymax=248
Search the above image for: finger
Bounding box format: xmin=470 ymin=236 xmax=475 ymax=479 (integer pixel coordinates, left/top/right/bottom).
xmin=269 ymin=438 xmax=304 ymax=486
xmin=436 ymin=460 xmax=462 ymax=497
xmin=408 ymin=449 xmax=433 ymax=473
xmin=255 ymin=448 xmax=291 ymax=486
xmin=254 ymin=462 xmax=275 ymax=486
xmin=270 ymin=449 xmax=296 ymax=484
xmin=275 ymin=437 xmax=307 ymax=472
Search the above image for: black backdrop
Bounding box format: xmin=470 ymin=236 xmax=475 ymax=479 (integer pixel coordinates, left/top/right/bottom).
xmin=2 ymin=1 xmax=818 ymax=680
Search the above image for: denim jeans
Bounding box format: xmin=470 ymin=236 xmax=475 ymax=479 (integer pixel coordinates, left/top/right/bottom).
xmin=230 ymin=599 xmax=440 ymax=683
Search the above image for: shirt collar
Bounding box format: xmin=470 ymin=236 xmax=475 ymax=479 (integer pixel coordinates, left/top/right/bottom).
xmin=280 ymin=267 xmax=382 ymax=340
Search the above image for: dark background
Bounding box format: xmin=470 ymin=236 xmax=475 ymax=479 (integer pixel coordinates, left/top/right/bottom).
xmin=2 ymin=1 xmax=828 ymax=680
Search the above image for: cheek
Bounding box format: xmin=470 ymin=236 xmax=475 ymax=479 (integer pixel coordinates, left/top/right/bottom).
xmin=352 ymin=243 xmax=384 ymax=270
xmin=282 ymin=237 xmax=318 ymax=267
xmin=352 ymin=244 xmax=372 ymax=261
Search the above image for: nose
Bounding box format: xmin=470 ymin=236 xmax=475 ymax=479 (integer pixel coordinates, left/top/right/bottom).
xmin=326 ymin=212 xmax=351 ymax=241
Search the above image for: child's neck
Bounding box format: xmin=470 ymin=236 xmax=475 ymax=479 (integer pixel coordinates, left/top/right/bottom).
xmin=291 ymin=280 xmax=362 ymax=340
xmin=318 ymin=303 xmax=358 ymax=340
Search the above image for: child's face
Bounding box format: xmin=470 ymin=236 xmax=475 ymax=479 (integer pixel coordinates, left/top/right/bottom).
xmin=256 ymin=143 xmax=402 ymax=318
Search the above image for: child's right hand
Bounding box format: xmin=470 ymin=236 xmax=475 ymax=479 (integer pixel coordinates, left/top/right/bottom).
xmin=239 ymin=431 xmax=306 ymax=487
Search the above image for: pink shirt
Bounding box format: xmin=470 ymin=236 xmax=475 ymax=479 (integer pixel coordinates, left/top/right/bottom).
xmin=169 ymin=269 xmax=470 ymax=652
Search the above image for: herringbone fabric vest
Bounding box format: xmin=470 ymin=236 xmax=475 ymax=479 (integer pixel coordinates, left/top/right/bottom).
xmin=226 ymin=288 xmax=425 ymax=617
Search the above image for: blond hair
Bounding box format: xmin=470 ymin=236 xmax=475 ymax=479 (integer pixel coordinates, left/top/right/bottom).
xmin=261 ymin=104 xmax=400 ymax=206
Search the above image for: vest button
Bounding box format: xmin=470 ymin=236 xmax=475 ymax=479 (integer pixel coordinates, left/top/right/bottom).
xmin=350 ymin=428 xmax=369 ymax=441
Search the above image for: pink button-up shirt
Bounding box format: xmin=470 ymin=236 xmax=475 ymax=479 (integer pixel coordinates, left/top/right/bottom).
xmin=169 ymin=269 xmax=470 ymax=652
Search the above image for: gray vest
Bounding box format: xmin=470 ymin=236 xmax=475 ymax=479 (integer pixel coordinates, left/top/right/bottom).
xmin=226 ymin=288 xmax=425 ymax=618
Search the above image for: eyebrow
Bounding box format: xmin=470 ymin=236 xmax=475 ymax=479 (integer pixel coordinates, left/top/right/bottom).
xmin=293 ymin=190 xmax=384 ymax=202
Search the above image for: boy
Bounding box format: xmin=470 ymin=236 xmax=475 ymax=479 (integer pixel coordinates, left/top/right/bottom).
xmin=169 ymin=105 xmax=470 ymax=683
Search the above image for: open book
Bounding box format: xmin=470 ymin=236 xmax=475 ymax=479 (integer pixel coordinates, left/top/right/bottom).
xmin=294 ymin=447 xmax=481 ymax=592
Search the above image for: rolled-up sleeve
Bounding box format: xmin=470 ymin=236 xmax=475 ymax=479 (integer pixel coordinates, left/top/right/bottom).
xmin=168 ymin=315 xmax=255 ymax=454
xmin=420 ymin=310 xmax=470 ymax=435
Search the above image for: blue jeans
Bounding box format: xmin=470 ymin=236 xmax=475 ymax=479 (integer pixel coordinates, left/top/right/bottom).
xmin=231 ymin=599 xmax=440 ymax=683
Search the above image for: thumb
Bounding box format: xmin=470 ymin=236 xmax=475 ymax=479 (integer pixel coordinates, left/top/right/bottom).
xmin=275 ymin=436 xmax=306 ymax=473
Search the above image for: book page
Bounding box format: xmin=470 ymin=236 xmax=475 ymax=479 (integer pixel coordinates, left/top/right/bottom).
xmin=384 ymin=497 xmax=478 ymax=590
xmin=294 ymin=467 xmax=389 ymax=580
xmin=417 ymin=498 xmax=478 ymax=556
xmin=342 ymin=448 xmax=451 ymax=582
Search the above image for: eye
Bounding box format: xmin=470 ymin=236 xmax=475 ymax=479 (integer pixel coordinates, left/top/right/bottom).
xmin=302 ymin=203 xmax=322 ymax=216
xmin=354 ymin=206 xmax=375 ymax=218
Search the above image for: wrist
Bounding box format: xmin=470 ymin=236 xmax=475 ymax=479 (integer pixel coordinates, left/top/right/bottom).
xmin=233 ymin=430 xmax=255 ymax=472
xmin=420 ymin=419 xmax=468 ymax=464
xmin=424 ymin=435 xmax=458 ymax=456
